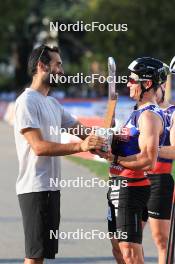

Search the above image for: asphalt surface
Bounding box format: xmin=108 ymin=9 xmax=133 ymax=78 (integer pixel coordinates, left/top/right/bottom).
xmin=0 ymin=122 xmax=158 ymax=264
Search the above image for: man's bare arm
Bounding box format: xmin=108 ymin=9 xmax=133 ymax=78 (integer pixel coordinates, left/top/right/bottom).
xmin=118 ymin=111 xmax=162 ymax=170
xmin=68 ymin=121 xmax=92 ymax=140
xmin=159 ymin=114 xmax=175 ymax=159
xmin=22 ymin=128 xmax=104 ymax=156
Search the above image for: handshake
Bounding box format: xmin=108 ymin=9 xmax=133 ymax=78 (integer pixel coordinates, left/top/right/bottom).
xmin=79 ymin=128 xmax=115 ymax=161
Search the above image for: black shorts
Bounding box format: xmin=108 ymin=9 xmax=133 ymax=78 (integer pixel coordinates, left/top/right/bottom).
xmin=107 ymin=177 xmax=150 ymax=244
xmin=18 ymin=191 xmax=60 ymax=259
xmin=142 ymin=206 xmax=149 ymax=222
xmin=146 ymin=173 xmax=174 ymax=219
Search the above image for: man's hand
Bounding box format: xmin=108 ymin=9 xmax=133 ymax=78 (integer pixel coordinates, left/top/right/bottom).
xmin=80 ymin=135 xmax=106 ymax=152
xmin=90 ymin=149 xmax=114 ymax=161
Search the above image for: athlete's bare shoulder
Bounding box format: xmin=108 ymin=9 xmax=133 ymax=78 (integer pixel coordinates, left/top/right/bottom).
xmin=138 ymin=110 xmax=163 ymax=134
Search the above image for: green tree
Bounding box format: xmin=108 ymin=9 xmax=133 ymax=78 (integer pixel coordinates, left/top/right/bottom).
xmin=0 ymin=0 xmax=44 ymax=91
xmin=83 ymin=0 xmax=175 ymax=73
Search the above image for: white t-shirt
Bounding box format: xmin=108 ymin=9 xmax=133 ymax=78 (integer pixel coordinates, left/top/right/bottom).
xmin=14 ymin=88 xmax=77 ymax=195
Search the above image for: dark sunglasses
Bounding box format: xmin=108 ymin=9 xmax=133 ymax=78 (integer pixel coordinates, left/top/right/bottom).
xmin=128 ymin=76 xmax=149 ymax=84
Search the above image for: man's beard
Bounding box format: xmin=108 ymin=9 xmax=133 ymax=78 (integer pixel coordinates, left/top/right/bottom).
xmin=42 ymin=71 xmax=58 ymax=88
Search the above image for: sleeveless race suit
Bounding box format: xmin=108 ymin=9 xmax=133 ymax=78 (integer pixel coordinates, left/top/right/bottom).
xmin=146 ymin=105 xmax=175 ymax=220
xmin=107 ymin=104 xmax=166 ymax=243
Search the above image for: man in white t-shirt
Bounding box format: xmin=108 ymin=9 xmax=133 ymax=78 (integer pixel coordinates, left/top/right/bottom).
xmin=14 ymin=45 xmax=105 ymax=264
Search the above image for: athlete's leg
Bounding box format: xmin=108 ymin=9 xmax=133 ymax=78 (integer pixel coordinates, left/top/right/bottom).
xmin=107 ymin=182 xmax=126 ymax=263
xmin=147 ymin=173 xmax=174 ymax=264
xmin=141 ymin=221 xmax=147 ymax=259
xmin=142 ymin=207 xmax=149 ymax=258
xmin=24 ymin=258 xmax=44 ymax=264
xmin=118 ymin=241 xmax=144 ymax=264
xmin=110 ymin=238 xmax=126 ymax=263
xmin=149 ymin=218 xmax=170 ymax=264
xmin=108 ymin=203 xmax=125 ymax=263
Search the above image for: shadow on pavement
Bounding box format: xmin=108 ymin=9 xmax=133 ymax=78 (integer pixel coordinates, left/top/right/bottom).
xmin=0 ymin=257 xmax=114 ymax=264
xmin=0 ymin=256 xmax=158 ymax=263
xmin=0 ymin=260 xmax=23 ymax=263
xmin=49 ymin=257 xmax=114 ymax=263
xmin=144 ymin=257 xmax=158 ymax=263
xmin=52 ymin=256 xmax=157 ymax=263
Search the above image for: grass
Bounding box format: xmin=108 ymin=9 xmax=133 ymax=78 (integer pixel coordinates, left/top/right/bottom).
xmin=66 ymin=156 xmax=109 ymax=181
xmin=67 ymin=156 xmax=175 ymax=181
xmin=172 ymin=162 xmax=175 ymax=180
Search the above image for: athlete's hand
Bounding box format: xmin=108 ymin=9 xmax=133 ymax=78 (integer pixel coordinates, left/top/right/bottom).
xmin=90 ymin=149 xmax=114 ymax=161
xmin=100 ymin=151 xmax=114 ymax=162
xmin=80 ymin=135 xmax=106 ymax=152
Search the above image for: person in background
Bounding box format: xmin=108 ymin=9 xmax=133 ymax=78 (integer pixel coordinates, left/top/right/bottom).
xmin=142 ymin=62 xmax=174 ymax=264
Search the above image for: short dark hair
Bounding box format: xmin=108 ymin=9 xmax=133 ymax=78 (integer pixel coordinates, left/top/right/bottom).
xmin=28 ymin=45 xmax=60 ymax=76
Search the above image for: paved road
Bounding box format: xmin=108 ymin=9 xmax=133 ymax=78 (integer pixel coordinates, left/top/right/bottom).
xmin=0 ymin=122 xmax=157 ymax=264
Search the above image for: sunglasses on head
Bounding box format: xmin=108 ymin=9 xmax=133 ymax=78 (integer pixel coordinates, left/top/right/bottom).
xmin=37 ymin=45 xmax=46 ymax=62
xmin=37 ymin=44 xmax=56 ymax=62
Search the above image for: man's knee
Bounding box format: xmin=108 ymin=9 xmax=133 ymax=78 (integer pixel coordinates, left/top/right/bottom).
xmin=121 ymin=245 xmax=133 ymax=260
xmin=112 ymin=246 xmax=124 ymax=261
xmin=112 ymin=244 xmax=122 ymax=255
xmin=111 ymin=239 xmax=125 ymax=263
xmin=119 ymin=243 xmax=143 ymax=264
xmin=24 ymin=257 xmax=44 ymax=264
xmin=154 ymin=232 xmax=168 ymax=250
